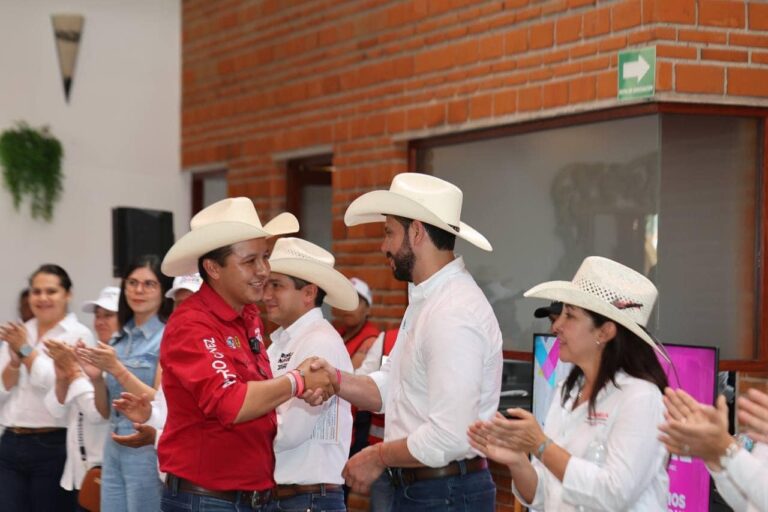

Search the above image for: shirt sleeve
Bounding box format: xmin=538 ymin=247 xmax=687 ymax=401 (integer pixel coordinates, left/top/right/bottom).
xmin=368 ymin=337 xmax=395 ymax=414
xmin=146 ymin=386 xmax=168 ymax=431
xmin=161 ymin=316 xmax=250 ymax=427
xmin=0 ymin=344 xmax=12 ymax=395
xmin=27 ymin=348 xmax=55 ymax=392
xmin=355 ymin=333 xmax=383 ymax=376
xmin=405 ymin=311 xmax=488 ymax=467
xmin=560 ymin=388 xmax=667 ymax=510
xmin=510 ymin=459 xmax=548 ymax=510
xmin=714 ymin=444 xmax=768 ymax=511
xmin=66 ymin=376 xmax=106 ymax=424
xmin=274 ymin=334 xmax=353 ymax=452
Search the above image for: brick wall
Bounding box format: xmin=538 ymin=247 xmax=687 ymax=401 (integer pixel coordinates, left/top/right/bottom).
xmin=182 ymin=1 xmax=768 ymax=510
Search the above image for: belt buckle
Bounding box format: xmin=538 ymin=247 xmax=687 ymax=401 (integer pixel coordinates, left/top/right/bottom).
xmin=250 ymin=489 xmax=271 ymax=508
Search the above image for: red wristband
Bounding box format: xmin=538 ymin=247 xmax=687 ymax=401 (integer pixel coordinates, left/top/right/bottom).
xmin=290 ymin=370 xmax=305 ymax=397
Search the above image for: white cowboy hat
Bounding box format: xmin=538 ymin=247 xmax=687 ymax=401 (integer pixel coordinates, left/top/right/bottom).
xmin=165 ymin=273 xmax=203 ymax=299
xmin=269 ymin=238 xmax=359 ymax=311
xmin=349 ymin=277 xmax=372 ymax=306
xmin=162 ymin=197 xmax=299 ymax=277
xmin=344 ymin=173 xmax=492 ymax=251
xmin=524 ymin=256 xmax=667 ymax=360
xmin=82 ymin=286 xmax=120 ymax=313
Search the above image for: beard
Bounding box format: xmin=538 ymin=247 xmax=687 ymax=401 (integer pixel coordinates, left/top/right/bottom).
xmin=387 ymin=235 xmax=415 ymax=282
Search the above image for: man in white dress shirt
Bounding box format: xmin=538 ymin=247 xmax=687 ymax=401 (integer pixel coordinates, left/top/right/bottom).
xmin=309 ymin=173 xmax=504 ymax=511
xmin=263 ymin=237 xmax=356 ymax=512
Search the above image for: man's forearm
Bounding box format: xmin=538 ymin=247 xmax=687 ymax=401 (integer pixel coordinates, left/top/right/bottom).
xmin=380 ymin=438 xmax=423 ymax=468
xmin=338 ymin=373 xmax=382 ymax=412
xmin=234 ymin=375 xmax=294 ymax=423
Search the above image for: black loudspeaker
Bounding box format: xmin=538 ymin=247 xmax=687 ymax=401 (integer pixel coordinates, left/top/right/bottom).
xmin=112 ymin=207 xmax=174 ymax=278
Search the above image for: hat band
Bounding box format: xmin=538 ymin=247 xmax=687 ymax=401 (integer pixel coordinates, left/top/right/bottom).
xmin=574 ymin=277 xmax=648 ymax=324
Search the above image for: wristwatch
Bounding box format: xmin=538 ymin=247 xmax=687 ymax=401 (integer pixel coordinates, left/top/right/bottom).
xmin=16 ymin=344 xmax=33 ymax=359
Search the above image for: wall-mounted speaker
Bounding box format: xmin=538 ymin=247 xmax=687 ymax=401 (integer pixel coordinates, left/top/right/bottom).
xmin=112 ymin=207 xmax=174 ymax=278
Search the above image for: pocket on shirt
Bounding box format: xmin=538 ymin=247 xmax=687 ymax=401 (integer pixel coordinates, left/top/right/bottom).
xmin=122 ymin=355 xmax=157 ymax=386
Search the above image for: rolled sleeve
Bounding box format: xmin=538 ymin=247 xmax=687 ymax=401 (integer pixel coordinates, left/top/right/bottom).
xmin=561 ymin=390 xmax=666 ymax=510
xmin=719 ymin=446 xmax=768 ymax=510
xmin=146 ymin=388 xmax=168 ymax=430
xmin=27 ymin=352 xmax=55 ymax=391
xmin=368 ymin=353 xmax=391 ymax=414
xmin=510 ymin=460 xmax=547 ymax=510
xmin=405 ymin=315 xmax=486 ymax=467
xmin=162 ymin=319 xmax=250 ymax=427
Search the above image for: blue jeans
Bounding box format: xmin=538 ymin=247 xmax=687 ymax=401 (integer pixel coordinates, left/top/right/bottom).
xmin=101 ymin=437 xmax=162 ymax=512
xmin=369 ymin=472 xmax=395 ymax=512
xmin=265 ymin=489 xmax=345 ymax=512
xmin=390 ymin=467 xmax=496 ymax=512
xmin=0 ymin=429 xmax=77 ymax=512
xmin=161 ymin=487 xmax=269 ymax=512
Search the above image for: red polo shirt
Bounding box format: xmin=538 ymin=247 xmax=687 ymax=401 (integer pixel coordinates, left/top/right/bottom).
xmin=158 ymin=282 xmax=276 ymax=491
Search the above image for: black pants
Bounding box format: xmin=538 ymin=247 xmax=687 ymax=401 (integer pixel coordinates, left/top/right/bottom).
xmin=0 ymin=429 xmax=77 ymax=512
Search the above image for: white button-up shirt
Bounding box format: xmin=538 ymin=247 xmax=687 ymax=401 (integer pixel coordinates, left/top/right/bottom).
xmin=43 ymin=376 xmax=109 ymax=490
xmin=710 ymin=442 xmax=768 ymax=511
xmin=369 ymin=256 xmax=503 ymax=468
xmin=513 ymin=372 xmax=669 ymax=511
xmin=0 ymin=313 xmax=95 ymax=427
xmin=267 ymin=308 xmax=353 ymax=485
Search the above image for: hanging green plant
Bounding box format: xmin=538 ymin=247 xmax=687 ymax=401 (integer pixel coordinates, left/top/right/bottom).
xmin=0 ymin=122 xmax=64 ymax=221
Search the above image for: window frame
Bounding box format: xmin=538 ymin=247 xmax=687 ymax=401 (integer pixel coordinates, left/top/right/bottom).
xmin=408 ymin=102 xmax=768 ymax=371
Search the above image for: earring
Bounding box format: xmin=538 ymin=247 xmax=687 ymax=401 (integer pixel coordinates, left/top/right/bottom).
xmin=595 ymin=340 xmax=601 ymax=346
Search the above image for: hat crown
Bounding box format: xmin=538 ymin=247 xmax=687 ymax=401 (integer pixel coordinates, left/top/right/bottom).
xmin=389 ymin=173 xmax=463 ymax=227
xmin=271 ymin=238 xmax=335 ymax=267
xmin=349 ymin=277 xmax=372 ymax=305
xmin=191 ymin=197 xmax=263 ymax=230
xmin=572 ymin=256 xmax=657 ymax=327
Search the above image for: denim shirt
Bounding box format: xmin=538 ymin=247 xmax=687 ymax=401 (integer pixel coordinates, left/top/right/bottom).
xmin=107 ymin=315 xmax=164 ymax=435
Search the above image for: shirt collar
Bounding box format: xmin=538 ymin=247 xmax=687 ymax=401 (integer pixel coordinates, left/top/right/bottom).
xmin=27 ymin=312 xmax=80 ymax=338
xmin=197 ymin=282 xmax=240 ymax=322
xmin=270 ymin=307 xmax=323 ymax=345
xmin=408 ymin=256 xmax=465 ymax=303
xmin=122 ymin=314 xmax=164 ymax=339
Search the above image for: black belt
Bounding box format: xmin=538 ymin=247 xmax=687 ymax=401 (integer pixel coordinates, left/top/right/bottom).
xmin=6 ymin=427 xmax=66 ymax=435
xmin=388 ymin=457 xmax=488 ymax=487
xmin=274 ymin=483 xmax=343 ymax=500
xmin=165 ymin=474 xmax=273 ymax=508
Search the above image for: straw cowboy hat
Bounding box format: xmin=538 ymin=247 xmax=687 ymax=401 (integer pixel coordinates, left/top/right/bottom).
xmin=344 ymin=173 xmax=492 ymax=251
xmin=162 ymin=197 xmax=299 ymax=277
xmin=268 ymin=238 xmax=359 ymax=311
xmin=524 ymin=256 xmax=666 ymax=359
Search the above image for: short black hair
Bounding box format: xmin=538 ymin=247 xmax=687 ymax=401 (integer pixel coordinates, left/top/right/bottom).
xmin=29 ymin=264 xmax=73 ymax=291
xmin=197 ymin=244 xmax=235 ymax=283
xmin=287 ymin=276 xmax=327 ymax=308
xmin=393 ymin=216 xmax=456 ymax=251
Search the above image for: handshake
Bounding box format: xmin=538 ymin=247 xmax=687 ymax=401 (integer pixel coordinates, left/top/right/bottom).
xmin=294 ymin=357 xmax=340 ymax=406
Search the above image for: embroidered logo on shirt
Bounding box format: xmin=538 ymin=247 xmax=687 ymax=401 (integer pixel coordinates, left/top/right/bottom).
xmin=202 ymin=337 xmax=237 ymax=388
xmin=225 ymin=336 xmax=241 ymax=349
xmin=276 ymin=352 xmax=293 ymax=371
xmin=587 ymin=411 xmax=609 ymax=426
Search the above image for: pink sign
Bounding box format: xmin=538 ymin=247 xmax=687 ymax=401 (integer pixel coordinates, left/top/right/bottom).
xmin=658 ymin=344 xmax=718 ymax=512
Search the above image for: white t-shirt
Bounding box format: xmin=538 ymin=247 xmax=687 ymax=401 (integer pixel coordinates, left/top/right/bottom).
xmin=267 ymin=308 xmax=353 ymax=485
xmin=513 ymin=371 xmax=669 ymax=511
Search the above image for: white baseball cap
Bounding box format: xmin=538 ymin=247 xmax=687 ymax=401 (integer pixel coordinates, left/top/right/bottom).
xmin=82 ymin=286 xmax=120 ymax=313
xmin=165 ymin=273 xmax=203 ymax=299
xmin=350 ymin=277 xmax=372 ymax=306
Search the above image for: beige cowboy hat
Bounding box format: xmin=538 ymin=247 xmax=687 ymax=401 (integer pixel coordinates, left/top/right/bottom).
xmin=344 ymin=173 xmax=492 ymax=251
xmin=524 ymin=256 xmax=667 ymax=360
xmin=162 ymin=197 xmax=299 ymax=277
xmin=269 ymin=238 xmax=359 ymax=311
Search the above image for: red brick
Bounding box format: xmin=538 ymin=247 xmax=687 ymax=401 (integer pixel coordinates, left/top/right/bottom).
xmin=644 ymin=0 xmax=695 ymax=23
xmin=424 ymin=104 xmax=445 ymax=127
xmin=749 ymin=2 xmax=768 ymax=30
xmin=701 ymin=48 xmax=749 ymax=62
xmin=569 ymin=75 xmax=596 ymax=103
xmin=518 ymin=86 xmax=542 ymax=111
xmin=568 ymin=0 xmax=595 ymax=6
xmin=529 ymin=22 xmax=554 ymax=50
xmin=505 ymin=28 xmax=528 ymax=54
xmin=461 ymin=93 xmax=489 ymax=121
xmin=596 ymin=70 xmax=618 ymax=98
xmin=612 ymin=1 xmax=642 ymax=31
xmin=583 ymin=8 xmax=611 ymax=38
xmin=452 ymin=39 xmax=479 ymax=66
xmin=598 ymin=35 xmax=627 ymax=52
xmin=386 ymin=111 xmax=406 ymax=134
xmin=570 ymin=42 xmax=598 ymax=58
xmin=678 ymin=29 xmax=728 ymax=44
xmin=657 ymin=61 xmax=673 ymax=91
xmin=414 ymin=46 xmax=454 ymax=73
xmin=556 ymin=15 xmax=582 ymax=44
xmin=493 ymin=90 xmax=517 ymax=115
xmin=542 ymin=81 xmax=569 ymax=108
xmin=406 ymin=107 xmax=425 ymax=130
xmin=730 ymin=33 xmax=768 ymax=48
xmin=752 ymin=51 xmax=768 ymax=64
xmin=478 ymin=34 xmax=504 ymax=60
xmin=656 ymin=44 xmax=698 ymax=59
xmin=700 ymin=1 xmax=745 ymax=28
xmin=628 ymin=29 xmax=655 ymax=45
xmin=676 ymin=64 xmax=724 ymax=94
xmin=728 ymin=67 xmax=768 ymax=96
xmin=542 ymin=0 xmax=568 ymax=16
xmin=583 ymin=55 xmax=611 ymax=72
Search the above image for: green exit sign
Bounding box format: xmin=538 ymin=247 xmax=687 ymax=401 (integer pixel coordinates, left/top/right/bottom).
xmin=618 ymin=47 xmax=656 ymax=100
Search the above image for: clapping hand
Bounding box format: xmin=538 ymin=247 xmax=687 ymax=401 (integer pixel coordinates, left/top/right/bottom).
xmin=467 ymin=415 xmax=530 ymax=467
xmin=0 ymin=322 xmax=28 ymax=353
xmin=76 ymin=341 xmax=121 ymax=374
xmin=43 ymin=339 xmax=81 ymax=381
xmin=113 ymin=392 xmax=152 ymax=424
xmin=74 ymin=340 xmax=104 ymax=381
xmin=737 ymin=388 xmax=768 ymax=445
xmin=112 ymin=424 xmax=157 ymax=448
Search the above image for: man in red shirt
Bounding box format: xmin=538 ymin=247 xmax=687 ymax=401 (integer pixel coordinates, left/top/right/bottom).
xmin=158 ymin=197 xmax=336 ymax=512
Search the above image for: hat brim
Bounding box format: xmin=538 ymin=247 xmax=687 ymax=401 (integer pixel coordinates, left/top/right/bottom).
xmin=81 ymin=300 xmax=118 ymax=314
xmin=165 ymin=286 xmax=197 ymax=299
xmin=270 ymin=259 xmax=359 ymax=311
xmin=524 ymin=281 xmax=668 ymax=361
xmin=161 ymin=213 xmax=299 ymax=277
xmin=344 ymin=190 xmax=492 ymax=251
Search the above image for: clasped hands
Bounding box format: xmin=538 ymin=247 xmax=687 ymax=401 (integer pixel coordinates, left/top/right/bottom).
xmin=467 ymin=408 xmax=545 ymax=467
xmin=294 ymin=357 xmax=340 ymax=405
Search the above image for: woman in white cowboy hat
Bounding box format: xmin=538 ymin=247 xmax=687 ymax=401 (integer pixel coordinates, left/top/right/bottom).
xmin=468 ymin=256 xmax=669 ymax=511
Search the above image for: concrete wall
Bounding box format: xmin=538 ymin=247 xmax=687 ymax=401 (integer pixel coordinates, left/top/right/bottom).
xmin=0 ymin=0 xmax=186 ymax=322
